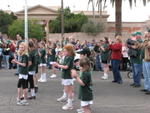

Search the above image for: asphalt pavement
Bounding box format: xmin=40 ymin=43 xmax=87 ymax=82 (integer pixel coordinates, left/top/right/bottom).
xmin=0 ymin=69 xmax=150 ymax=113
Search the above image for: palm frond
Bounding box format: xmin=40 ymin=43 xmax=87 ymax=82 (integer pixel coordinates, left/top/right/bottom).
xmin=143 ymin=0 xmax=146 ymax=6
xmin=129 ymin=0 xmax=133 ymax=8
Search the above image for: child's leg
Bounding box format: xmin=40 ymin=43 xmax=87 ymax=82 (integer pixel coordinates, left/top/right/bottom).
xmin=39 ymin=66 xmax=46 ymax=82
xmin=22 ymin=79 xmax=28 ymax=100
xmin=33 ymin=73 xmax=38 ymax=90
xmin=67 ymin=85 xmax=73 ymax=99
xmin=34 ymin=73 xmax=39 ymax=93
xmin=17 ymin=88 xmax=22 ymax=99
xmin=28 ymin=75 xmax=36 ymax=98
xmin=62 ymin=88 xmax=67 ymax=98
xmin=102 ymin=64 xmax=109 ymax=80
xmin=62 ymin=85 xmax=74 ymax=110
xmin=50 ymin=65 xmax=57 ymax=78
xmin=23 ymin=88 xmax=28 ymax=100
xmin=43 ymin=66 xmax=47 ymax=81
xmin=34 ymin=74 xmax=38 ymax=87
xmin=17 ymin=79 xmax=22 ymax=99
xmin=82 ymin=105 xmax=91 ymax=113
xmin=52 ymin=65 xmax=56 ymax=74
xmin=57 ymin=86 xmax=67 ymax=102
xmin=65 ymin=85 xmax=73 ymax=106
xmin=71 ymin=85 xmax=74 ymax=100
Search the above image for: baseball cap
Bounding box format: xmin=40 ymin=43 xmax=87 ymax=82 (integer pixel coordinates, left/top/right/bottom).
xmin=77 ymin=47 xmax=91 ymax=56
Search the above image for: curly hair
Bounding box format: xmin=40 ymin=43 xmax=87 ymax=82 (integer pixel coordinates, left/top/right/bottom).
xmin=63 ymin=44 xmax=75 ymax=57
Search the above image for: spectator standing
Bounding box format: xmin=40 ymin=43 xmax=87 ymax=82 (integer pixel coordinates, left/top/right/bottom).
xmin=109 ymin=36 xmax=123 ymax=84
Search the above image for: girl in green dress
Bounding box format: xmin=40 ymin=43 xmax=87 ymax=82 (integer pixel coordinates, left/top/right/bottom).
xmin=38 ymin=41 xmax=47 ymax=82
xmin=12 ymin=42 xmax=29 ymax=106
xmin=101 ymin=37 xmax=110 ymax=80
xmin=53 ymin=44 xmax=75 ymax=110
xmin=28 ymin=41 xmax=37 ymax=99
xmin=72 ymin=57 xmax=93 ymax=113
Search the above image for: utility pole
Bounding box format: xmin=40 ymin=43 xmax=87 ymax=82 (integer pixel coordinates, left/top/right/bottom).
xmin=61 ymin=0 xmax=64 ymax=47
xmin=24 ymin=0 xmax=28 ymax=44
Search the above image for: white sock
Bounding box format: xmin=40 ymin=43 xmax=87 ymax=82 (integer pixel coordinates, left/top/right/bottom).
xmin=43 ymin=73 xmax=47 ymax=80
xmin=104 ymin=73 xmax=108 ymax=77
xmin=67 ymin=98 xmax=72 ymax=106
xmin=40 ymin=74 xmax=43 ymax=80
xmin=31 ymin=89 xmax=36 ymax=97
xmin=17 ymin=98 xmax=20 ymax=101
xmin=62 ymin=91 xmax=67 ymax=98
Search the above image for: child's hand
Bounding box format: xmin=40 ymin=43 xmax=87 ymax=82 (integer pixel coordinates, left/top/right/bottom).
xmin=52 ymin=62 xmax=59 ymax=67
xmin=71 ymin=69 xmax=78 ymax=78
xmin=11 ymin=59 xmax=17 ymax=63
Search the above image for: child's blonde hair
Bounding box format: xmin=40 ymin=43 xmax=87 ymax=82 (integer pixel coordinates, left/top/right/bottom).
xmin=18 ymin=42 xmax=28 ymax=56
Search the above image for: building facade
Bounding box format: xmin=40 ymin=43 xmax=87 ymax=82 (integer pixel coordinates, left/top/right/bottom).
xmin=15 ymin=5 xmax=150 ymax=34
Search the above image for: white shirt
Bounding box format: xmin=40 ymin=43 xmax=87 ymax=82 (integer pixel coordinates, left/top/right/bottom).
xmin=122 ymin=46 xmax=129 ymax=58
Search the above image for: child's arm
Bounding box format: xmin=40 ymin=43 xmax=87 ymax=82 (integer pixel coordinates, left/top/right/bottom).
xmin=75 ymin=76 xmax=85 ymax=86
xmin=71 ymin=70 xmax=85 ymax=86
xmin=57 ymin=64 xmax=68 ymax=69
xmin=53 ymin=62 xmax=69 ymax=69
xmin=38 ymin=49 xmax=41 ymax=57
xmin=12 ymin=59 xmax=27 ymax=67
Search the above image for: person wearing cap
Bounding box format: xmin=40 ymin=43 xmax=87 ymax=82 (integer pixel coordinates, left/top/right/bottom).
xmin=77 ymin=47 xmax=91 ymax=59
xmin=127 ymin=32 xmax=143 ymax=88
xmin=135 ymin=32 xmax=143 ymax=43
xmin=77 ymin=47 xmax=96 ymax=70
xmin=138 ymin=30 xmax=150 ymax=94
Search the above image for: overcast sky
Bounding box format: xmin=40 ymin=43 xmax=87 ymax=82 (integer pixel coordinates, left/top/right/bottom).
xmin=0 ymin=0 xmax=150 ymax=22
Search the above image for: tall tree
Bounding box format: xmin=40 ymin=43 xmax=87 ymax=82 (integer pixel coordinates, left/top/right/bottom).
xmin=88 ymin=0 xmax=96 ymax=19
xmin=0 ymin=11 xmax=17 ymax=34
xmin=90 ymin=0 xmax=150 ymax=36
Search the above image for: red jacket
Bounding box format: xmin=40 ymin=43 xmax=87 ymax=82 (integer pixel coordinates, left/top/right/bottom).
xmin=109 ymin=43 xmax=122 ymax=60
xmin=9 ymin=43 xmax=16 ymax=53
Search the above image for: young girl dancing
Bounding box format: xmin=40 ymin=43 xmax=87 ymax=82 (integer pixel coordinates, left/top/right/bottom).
xmin=12 ymin=42 xmax=29 ymax=106
xmin=72 ymin=57 xmax=93 ymax=113
xmin=53 ymin=44 xmax=75 ymax=110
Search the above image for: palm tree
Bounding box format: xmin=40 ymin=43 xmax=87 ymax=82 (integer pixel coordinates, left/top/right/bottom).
xmin=88 ymin=0 xmax=95 ymax=19
xmin=90 ymin=0 xmax=150 ymax=36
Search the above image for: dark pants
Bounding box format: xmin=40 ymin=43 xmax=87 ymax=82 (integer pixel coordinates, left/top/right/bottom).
xmin=95 ymin=54 xmax=102 ymax=71
xmin=0 ymin=55 xmax=3 ymax=68
xmin=132 ymin=63 xmax=142 ymax=86
xmin=122 ymin=57 xmax=129 ymax=71
xmin=111 ymin=60 xmax=123 ymax=83
xmin=28 ymin=75 xmax=34 ymax=89
xmin=17 ymin=79 xmax=28 ymax=89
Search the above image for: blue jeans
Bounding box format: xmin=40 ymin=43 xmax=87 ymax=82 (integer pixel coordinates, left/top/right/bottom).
xmin=143 ymin=61 xmax=150 ymax=91
xmin=95 ymin=54 xmax=102 ymax=71
xmin=3 ymin=55 xmax=10 ymax=69
xmin=111 ymin=60 xmax=122 ymax=83
xmin=132 ymin=63 xmax=142 ymax=86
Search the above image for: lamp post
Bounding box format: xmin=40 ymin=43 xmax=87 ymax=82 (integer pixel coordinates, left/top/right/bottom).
xmin=61 ymin=0 xmax=64 ymax=47
xmin=24 ymin=0 xmax=28 ymax=44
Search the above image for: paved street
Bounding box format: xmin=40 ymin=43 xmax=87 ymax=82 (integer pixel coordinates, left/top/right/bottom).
xmin=0 ymin=69 xmax=150 ymax=113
